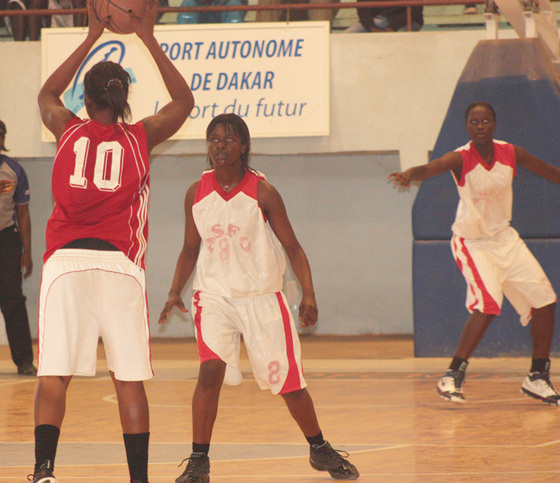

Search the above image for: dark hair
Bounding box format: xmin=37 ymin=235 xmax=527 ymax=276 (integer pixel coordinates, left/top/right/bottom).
xmin=0 ymin=120 xmax=6 ymax=151
xmin=83 ymin=61 xmax=131 ymax=125
xmin=464 ymin=102 xmax=496 ymax=123
xmin=206 ymin=113 xmax=251 ymax=169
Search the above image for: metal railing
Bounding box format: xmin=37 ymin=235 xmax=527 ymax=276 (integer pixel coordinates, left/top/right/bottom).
xmin=0 ymin=0 xmax=490 ymax=33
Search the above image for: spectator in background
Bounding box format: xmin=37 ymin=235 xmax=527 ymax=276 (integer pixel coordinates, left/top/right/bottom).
xmin=0 ymin=120 xmax=36 ymax=377
xmin=156 ymin=0 xmax=169 ymax=24
xmin=258 ymin=0 xmax=336 ymax=24
xmin=48 ymin=0 xmax=87 ymax=28
xmin=5 ymin=0 xmax=47 ymax=41
xmin=177 ymin=0 xmax=247 ymax=24
xmin=345 ymin=0 xmax=423 ymax=32
xmin=156 ymin=0 xmax=169 ymax=23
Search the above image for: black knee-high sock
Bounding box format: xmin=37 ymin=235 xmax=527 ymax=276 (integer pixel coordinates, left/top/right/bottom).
xmin=123 ymin=432 xmax=150 ymax=483
xmin=35 ymin=424 xmax=60 ymax=471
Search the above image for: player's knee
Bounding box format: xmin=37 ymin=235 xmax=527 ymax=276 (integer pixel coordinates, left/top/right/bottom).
xmin=280 ymin=387 xmax=307 ymax=401
xmin=533 ymin=302 xmax=556 ymax=319
xmin=198 ymin=359 xmax=226 ymax=389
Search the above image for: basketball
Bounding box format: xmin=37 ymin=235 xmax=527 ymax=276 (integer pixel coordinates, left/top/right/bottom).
xmin=93 ymin=0 xmax=147 ymax=35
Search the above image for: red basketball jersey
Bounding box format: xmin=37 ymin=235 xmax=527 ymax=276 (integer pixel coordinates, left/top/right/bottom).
xmin=44 ymin=117 xmax=150 ymax=268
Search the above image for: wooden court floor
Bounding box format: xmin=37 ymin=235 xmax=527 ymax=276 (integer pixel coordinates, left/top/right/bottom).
xmin=2 ymin=335 xmax=560 ymax=482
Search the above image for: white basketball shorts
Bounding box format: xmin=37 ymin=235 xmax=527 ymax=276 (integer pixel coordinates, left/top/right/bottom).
xmin=451 ymin=227 xmax=557 ymax=326
xmin=191 ymin=290 xmax=307 ymax=395
xmin=37 ymin=249 xmax=153 ymax=381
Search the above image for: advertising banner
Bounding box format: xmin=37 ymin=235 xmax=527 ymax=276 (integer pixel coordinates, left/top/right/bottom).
xmin=41 ymin=22 xmax=330 ymax=141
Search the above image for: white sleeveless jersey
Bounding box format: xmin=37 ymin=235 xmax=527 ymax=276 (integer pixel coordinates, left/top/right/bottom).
xmin=192 ymin=169 xmax=286 ymax=298
xmin=451 ymin=140 xmax=516 ymax=239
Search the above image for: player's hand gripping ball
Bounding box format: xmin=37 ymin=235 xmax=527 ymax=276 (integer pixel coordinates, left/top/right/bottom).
xmin=93 ymin=0 xmax=147 ymax=34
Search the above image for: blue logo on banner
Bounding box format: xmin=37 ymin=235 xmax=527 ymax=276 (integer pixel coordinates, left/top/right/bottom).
xmin=63 ymin=40 xmax=138 ymax=114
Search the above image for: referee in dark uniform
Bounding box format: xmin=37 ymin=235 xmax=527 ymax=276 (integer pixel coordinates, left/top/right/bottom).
xmin=0 ymin=120 xmax=35 ymax=376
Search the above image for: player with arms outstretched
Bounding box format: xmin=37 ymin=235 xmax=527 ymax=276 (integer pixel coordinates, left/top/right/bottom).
xmin=389 ymin=101 xmax=560 ymax=406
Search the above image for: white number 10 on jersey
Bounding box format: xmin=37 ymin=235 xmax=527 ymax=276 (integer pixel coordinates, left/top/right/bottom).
xmin=69 ymin=137 xmax=123 ymax=192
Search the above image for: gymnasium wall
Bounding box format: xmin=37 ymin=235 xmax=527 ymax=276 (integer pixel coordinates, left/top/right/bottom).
xmin=0 ymin=28 xmax=519 ymax=338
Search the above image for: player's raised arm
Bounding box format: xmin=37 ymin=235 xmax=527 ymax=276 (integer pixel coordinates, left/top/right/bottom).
xmin=38 ymin=0 xmax=107 ymax=142
xmin=134 ymin=0 xmax=195 ymax=153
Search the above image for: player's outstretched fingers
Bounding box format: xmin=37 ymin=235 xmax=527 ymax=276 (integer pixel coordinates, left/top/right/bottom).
xmin=158 ymin=304 xmax=172 ymax=325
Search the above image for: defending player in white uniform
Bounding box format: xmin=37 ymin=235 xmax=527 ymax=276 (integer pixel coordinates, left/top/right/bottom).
xmin=389 ymin=101 xmax=560 ymax=406
xmin=190 ymin=168 xmax=306 ymax=392
xmin=160 ymin=113 xmax=359 ymax=482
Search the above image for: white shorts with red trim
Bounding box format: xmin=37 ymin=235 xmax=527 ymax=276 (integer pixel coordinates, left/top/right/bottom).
xmin=191 ymin=291 xmax=307 ymax=395
xmin=38 ymin=249 xmax=153 ymax=381
xmin=451 ymin=227 xmax=557 ymax=326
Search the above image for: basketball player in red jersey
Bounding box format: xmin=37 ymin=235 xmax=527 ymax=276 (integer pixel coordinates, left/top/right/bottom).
xmin=29 ymin=1 xmax=194 ymax=482
xmin=159 ymin=114 xmax=359 ymax=482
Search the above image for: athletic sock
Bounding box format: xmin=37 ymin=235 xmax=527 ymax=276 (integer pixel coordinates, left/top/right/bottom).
xmin=192 ymin=443 xmax=210 ymax=456
xmin=530 ymin=358 xmax=551 ymax=373
xmin=34 ymin=424 xmax=60 ymax=471
xmin=123 ymin=432 xmax=149 ymax=483
xmin=449 ymin=357 xmax=468 ymax=373
xmin=306 ymin=431 xmax=325 ymax=447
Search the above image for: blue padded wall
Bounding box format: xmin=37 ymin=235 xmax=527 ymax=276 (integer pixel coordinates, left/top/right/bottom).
xmin=412 ymin=38 xmax=560 ymax=356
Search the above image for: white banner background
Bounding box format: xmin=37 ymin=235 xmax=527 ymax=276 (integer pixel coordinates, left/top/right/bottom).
xmin=41 ymin=22 xmax=330 ymax=141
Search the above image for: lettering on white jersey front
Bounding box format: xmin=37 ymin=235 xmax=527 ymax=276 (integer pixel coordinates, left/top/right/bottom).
xmin=206 ymin=223 xmax=251 ymax=262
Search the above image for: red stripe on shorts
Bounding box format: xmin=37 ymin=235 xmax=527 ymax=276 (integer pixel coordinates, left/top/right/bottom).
xmin=276 ymin=292 xmax=303 ymax=394
xmin=193 ymin=291 xmax=222 ymax=363
xmin=144 ymin=286 xmax=154 ymax=376
xmin=455 ymin=236 xmax=500 ymax=315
